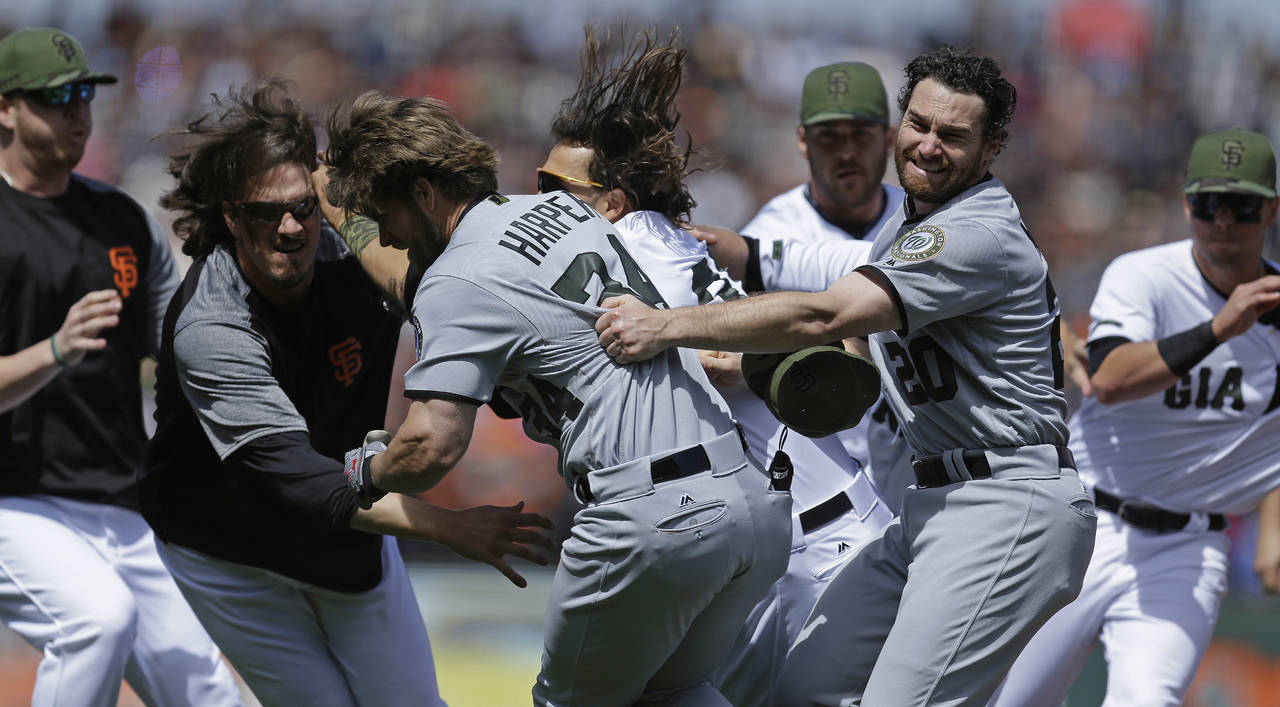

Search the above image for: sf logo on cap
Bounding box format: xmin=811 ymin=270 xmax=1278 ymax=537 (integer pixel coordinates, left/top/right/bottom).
xmin=1220 ymin=139 xmax=1244 ymax=170
xmin=827 ymin=70 xmax=849 ymax=100
xmin=51 ymin=33 xmax=77 ymax=63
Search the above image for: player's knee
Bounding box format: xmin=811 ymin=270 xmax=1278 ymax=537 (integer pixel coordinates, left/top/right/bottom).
xmin=56 ymin=586 xmax=140 ymax=658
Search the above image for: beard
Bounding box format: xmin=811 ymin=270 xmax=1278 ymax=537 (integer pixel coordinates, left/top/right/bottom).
xmin=407 ymin=207 xmax=448 ymax=270
xmin=894 ymin=143 xmax=986 ymax=208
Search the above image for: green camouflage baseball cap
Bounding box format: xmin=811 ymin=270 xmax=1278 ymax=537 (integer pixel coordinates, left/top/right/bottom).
xmin=801 ymin=62 xmax=888 ymax=126
xmin=1183 ymin=129 xmax=1276 ymax=198
xmin=0 ymin=28 xmax=118 ymax=95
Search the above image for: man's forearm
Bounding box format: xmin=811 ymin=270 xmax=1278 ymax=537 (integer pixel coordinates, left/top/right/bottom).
xmin=662 ymin=290 xmax=849 ymax=353
xmin=338 ymin=216 xmax=413 ymax=311
xmin=658 ymin=271 xmax=898 ymax=353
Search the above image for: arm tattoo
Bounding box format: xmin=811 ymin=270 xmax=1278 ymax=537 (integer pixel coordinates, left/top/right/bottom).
xmin=338 ymin=216 xmax=381 ymax=259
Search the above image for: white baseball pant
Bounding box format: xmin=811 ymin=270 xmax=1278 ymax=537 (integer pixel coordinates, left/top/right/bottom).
xmin=0 ymin=495 xmax=240 ymax=707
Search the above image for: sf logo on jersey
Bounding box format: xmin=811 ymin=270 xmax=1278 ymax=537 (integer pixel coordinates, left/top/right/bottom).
xmin=328 ymin=337 xmax=363 ymax=387
xmin=109 ymin=246 xmax=138 ymax=298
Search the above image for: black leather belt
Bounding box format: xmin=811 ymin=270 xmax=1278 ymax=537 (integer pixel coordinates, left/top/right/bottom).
xmin=1093 ymin=488 xmax=1226 ymax=533
xmin=911 ymin=446 xmax=1075 ymax=489
xmin=799 ymin=491 xmax=853 ymax=534
xmin=576 ymin=444 xmax=712 ymax=503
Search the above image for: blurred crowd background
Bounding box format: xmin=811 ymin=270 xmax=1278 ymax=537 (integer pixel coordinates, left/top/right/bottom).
xmin=3 ymin=0 xmax=1280 ymax=703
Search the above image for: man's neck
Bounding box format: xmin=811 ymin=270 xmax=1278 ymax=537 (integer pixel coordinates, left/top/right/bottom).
xmin=0 ymin=151 xmax=72 ymax=197
xmin=809 ymin=184 xmax=886 ymax=237
xmin=1192 ymin=247 xmax=1264 ymax=296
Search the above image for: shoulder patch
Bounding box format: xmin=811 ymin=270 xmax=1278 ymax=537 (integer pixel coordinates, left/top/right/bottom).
xmin=890 ymin=225 xmax=945 ymax=262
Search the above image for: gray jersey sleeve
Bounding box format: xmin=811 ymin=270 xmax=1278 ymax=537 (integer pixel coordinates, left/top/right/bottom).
xmin=863 ymin=221 xmax=1008 ymax=333
xmin=403 ymin=275 xmax=537 ymax=403
xmin=172 ymin=318 xmax=309 ymax=460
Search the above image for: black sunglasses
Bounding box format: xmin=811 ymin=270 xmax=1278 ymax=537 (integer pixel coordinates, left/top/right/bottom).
xmin=21 ymin=83 xmax=96 ymax=107
xmin=536 ymin=168 xmax=604 ymax=194
xmin=1187 ymin=192 xmax=1265 ymax=223
xmin=235 ymin=195 xmax=319 ymax=225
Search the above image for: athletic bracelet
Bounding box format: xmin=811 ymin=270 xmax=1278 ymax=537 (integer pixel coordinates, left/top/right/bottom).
xmin=1156 ymin=320 xmax=1220 ymax=377
xmin=49 ymin=336 xmax=68 ymax=367
xmin=343 ymin=430 xmax=391 ymax=509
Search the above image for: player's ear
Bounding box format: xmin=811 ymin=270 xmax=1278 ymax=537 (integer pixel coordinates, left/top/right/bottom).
xmin=1263 ymin=197 xmax=1279 ymax=229
xmin=411 ymin=177 xmax=435 ymax=214
xmin=222 ymin=201 xmax=244 ymax=241
xmin=796 ymin=125 xmax=808 ymax=160
xmin=884 ymin=124 xmax=897 ymax=158
xmin=0 ymin=93 xmax=15 ymax=131
xmin=601 ymin=187 xmax=629 ymax=222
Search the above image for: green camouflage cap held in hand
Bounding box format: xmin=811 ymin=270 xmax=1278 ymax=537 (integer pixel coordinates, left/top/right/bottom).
xmin=1184 ymin=129 xmax=1277 ymax=198
xmin=742 ymin=345 xmax=881 ymax=438
xmin=800 ymin=61 xmax=888 ymax=126
xmin=0 ymin=27 xmax=118 ymax=94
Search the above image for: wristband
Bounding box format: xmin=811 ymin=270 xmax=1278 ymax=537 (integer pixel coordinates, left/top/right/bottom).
xmin=1156 ymin=320 xmax=1220 ymax=377
xmin=49 ymin=336 xmax=68 ymax=367
xmin=343 ymin=430 xmax=391 ymax=509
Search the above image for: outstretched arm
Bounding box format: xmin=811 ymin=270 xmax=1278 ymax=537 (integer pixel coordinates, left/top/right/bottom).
xmin=595 ymin=269 xmax=901 ymax=363
xmin=352 ymin=496 xmax=554 ymax=588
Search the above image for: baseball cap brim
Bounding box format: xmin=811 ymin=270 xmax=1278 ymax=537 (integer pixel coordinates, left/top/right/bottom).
xmin=1184 ymin=178 xmax=1276 ymax=199
xmin=802 ymin=109 xmax=887 ymax=127
xmin=14 ymin=68 xmax=117 ymax=91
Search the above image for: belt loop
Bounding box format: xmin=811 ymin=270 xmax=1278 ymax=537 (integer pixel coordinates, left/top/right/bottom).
xmin=942 ymin=449 xmax=970 ymax=483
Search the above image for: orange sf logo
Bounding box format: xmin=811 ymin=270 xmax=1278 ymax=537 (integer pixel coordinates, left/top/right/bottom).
xmin=329 ymin=337 xmax=363 ymax=387
xmin=108 ymin=246 xmax=138 ymax=298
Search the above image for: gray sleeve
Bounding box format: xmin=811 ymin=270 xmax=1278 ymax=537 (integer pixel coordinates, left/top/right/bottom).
xmin=143 ymin=208 xmax=180 ymax=358
xmin=860 ymin=223 xmax=1006 ymax=332
xmin=404 ymin=275 xmax=535 ymax=403
xmin=173 ymin=318 xmax=309 ymax=459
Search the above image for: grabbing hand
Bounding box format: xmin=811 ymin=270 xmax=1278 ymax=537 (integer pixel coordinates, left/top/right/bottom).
xmin=689 ymin=224 xmax=750 ymax=281
xmin=1060 ymin=321 xmax=1092 ymax=397
xmin=443 ymin=501 xmax=556 ymax=588
xmin=698 ymin=350 xmax=745 ymax=389
xmin=310 ymin=163 xmax=348 ymax=230
xmin=1212 ymin=274 xmax=1280 ymax=341
xmin=595 ymin=295 xmax=668 ymax=364
xmin=52 ymin=290 xmax=121 ymax=366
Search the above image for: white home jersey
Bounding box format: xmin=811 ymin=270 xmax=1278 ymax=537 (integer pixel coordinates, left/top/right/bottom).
xmin=1072 ymin=240 xmax=1280 ymax=515
xmin=742 ymin=183 xmax=904 ymax=292
xmin=403 ymin=194 xmax=735 ymax=485
xmin=859 ymin=176 xmax=1068 ymax=455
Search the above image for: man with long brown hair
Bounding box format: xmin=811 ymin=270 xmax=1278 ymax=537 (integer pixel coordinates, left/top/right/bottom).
xmin=321 ymin=77 xmax=791 ymax=704
xmin=145 ymin=79 xmax=553 ymax=705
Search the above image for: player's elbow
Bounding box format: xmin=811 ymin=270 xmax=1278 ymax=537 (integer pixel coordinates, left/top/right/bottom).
xmin=1089 ymin=375 xmax=1145 ymax=405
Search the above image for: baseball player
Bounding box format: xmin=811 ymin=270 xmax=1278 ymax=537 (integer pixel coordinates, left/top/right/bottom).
xmin=707 ymin=61 xmax=918 ymax=519
xmin=322 ymin=89 xmax=792 ymax=706
xmin=143 ymin=81 xmax=554 ymax=706
xmin=0 ymin=28 xmax=241 ymax=705
xmin=991 ymin=129 xmax=1280 ymax=706
xmin=536 ymin=31 xmax=892 ymax=706
xmin=597 ymin=45 xmax=1097 ymax=705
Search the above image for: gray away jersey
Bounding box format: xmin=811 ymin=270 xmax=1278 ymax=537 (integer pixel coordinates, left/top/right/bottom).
xmin=404 ymin=193 xmax=735 ymax=484
xmin=858 ymin=176 xmax=1067 ymax=456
